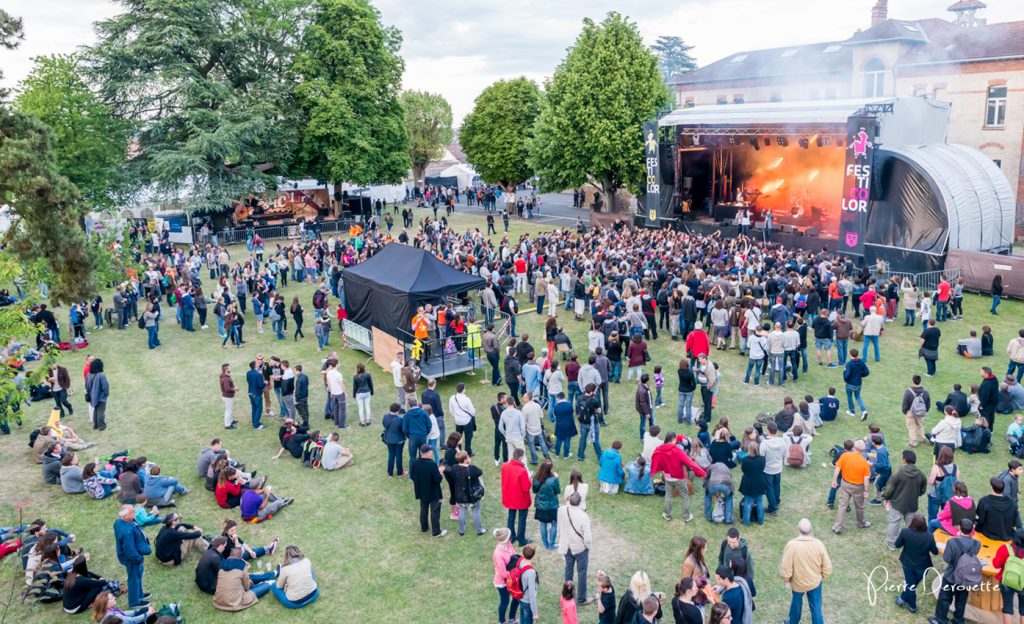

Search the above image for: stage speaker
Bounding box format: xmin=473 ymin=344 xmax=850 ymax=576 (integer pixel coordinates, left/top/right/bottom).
xmin=782 ymin=225 xmax=795 ymax=234
xmin=805 ymin=227 xmax=820 ymax=237
xmin=721 ymin=219 xmax=733 ymax=226
xmin=754 ymin=222 xmax=766 ymax=230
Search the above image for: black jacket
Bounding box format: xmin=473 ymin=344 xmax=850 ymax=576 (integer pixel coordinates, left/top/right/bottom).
xmin=295 ymin=373 xmax=309 ymax=401
xmin=976 ymin=494 xmax=1021 ymax=541
xmin=194 ymin=546 xmax=222 ymax=594
xmin=739 ymin=455 xmax=768 ymax=497
xmin=410 ymin=457 xmax=443 ymax=502
xmin=62 ymin=572 xmax=107 ymax=613
xmin=382 ymin=412 xmax=406 ymax=445
xmin=895 ymin=528 xmax=937 ymax=570
xmin=452 ymin=464 xmax=483 ymax=505
xmin=155 ymin=523 xmax=203 ymax=565
xmin=979 ymin=376 xmax=999 ymax=417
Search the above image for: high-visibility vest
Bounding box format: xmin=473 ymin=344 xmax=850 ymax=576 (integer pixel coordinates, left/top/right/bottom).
xmin=466 ymin=322 xmax=481 ymax=349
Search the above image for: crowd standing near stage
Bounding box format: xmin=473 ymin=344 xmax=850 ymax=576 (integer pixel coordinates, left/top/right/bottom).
xmin=5 ymin=198 xmax=1024 ymax=624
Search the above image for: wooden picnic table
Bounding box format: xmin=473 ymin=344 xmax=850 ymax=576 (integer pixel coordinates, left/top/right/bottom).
xmin=934 ymin=530 xmax=1010 ymax=613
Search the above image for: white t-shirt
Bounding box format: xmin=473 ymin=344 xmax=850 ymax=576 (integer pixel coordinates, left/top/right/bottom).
xmin=391 ymin=361 xmax=402 ymax=387
xmin=326 ymin=369 xmax=345 ymax=396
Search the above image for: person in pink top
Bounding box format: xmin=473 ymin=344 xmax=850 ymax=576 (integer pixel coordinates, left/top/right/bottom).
xmin=492 ymin=528 xmax=519 ymax=624
xmin=927 ymin=480 xmax=976 ymax=535
xmin=561 ymin=580 xmax=579 ymax=624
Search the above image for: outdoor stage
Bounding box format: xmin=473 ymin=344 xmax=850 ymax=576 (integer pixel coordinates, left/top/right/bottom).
xmin=680 ymin=218 xmax=840 ymax=252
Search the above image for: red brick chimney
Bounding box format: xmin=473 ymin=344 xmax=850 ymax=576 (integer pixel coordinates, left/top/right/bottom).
xmin=871 ymin=0 xmax=888 ymax=27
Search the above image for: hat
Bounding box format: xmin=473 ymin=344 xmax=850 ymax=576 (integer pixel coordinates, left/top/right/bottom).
xmin=694 ymin=321 xmax=703 ymax=330
xmin=419 ymin=444 xmax=432 ymax=455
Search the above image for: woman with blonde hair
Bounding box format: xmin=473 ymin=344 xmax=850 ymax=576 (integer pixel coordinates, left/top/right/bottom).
xmin=272 ymin=545 xmax=318 ymax=608
xmin=91 ymin=590 xmax=155 ymax=623
xmin=492 ymin=528 xmax=519 ymax=624
xmin=615 ymin=570 xmax=662 ymax=623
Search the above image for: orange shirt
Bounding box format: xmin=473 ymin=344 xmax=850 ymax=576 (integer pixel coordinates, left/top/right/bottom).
xmin=412 ymin=314 xmax=429 ymax=339
xmin=836 ymin=451 xmax=870 ymax=486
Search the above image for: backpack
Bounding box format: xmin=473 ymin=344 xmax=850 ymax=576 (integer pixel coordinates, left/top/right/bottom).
xmin=138 ymin=316 xmax=146 ymax=330
xmin=909 ymin=391 xmax=928 ymax=418
xmin=952 ymin=545 xmax=983 ymax=590
xmin=934 ymin=464 xmax=957 ymax=504
xmin=786 ymin=441 xmax=806 ymax=467
xmin=28 ymin=428 xmax=40 ymax=448
xmin=505 ymin=559 xmax=534 ymax=601
xmin=1002 ymin=547 xmax=1024 ymax=592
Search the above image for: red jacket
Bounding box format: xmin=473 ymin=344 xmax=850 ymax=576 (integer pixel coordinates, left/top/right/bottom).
xmin=501 ymin=460 xmax=532 ymax=510
xmin=685 ymin=330 xmax=710 ymax=358
xmin=650 ymin=443 xmax=707 ymax=480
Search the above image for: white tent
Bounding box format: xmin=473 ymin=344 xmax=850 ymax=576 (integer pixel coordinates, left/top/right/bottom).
xmin=438 ymin=163 xmax=478 ymax=190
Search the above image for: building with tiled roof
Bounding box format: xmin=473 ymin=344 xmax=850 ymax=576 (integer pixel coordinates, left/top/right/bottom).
xmin=670 ymin=1 xmax=1024 ymax=230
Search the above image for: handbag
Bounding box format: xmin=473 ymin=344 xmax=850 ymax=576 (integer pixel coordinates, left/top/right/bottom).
xmin=643 ymin=349 xmax=651 ymax=363
xmin=470 ymin=477 xmax=485 ymax=503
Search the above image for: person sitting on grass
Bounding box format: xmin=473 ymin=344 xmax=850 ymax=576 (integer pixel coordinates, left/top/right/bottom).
xmin=321 ymin=432 xmax=353 ymax=470
xmin=212 ymin=548 xmax=277 ymax=612
xmin=624 ymin=456 xmax=654 ymax=495
xmin=133 ymin=495 xmax=161 ymax=528
xmin=195 ymin=536 xmax=228 ymax=595
xmin=59 ymin=452 xmax=85 ymax=494
xmin=41 ymin=441 xmax=65 ymax=485
xmin=215 ymin=468 xmax=263 ymax=510
xmin=90 ymin=589 xmax=156 ymax=624
xmin=239 ymin=482 xmax=293 ymax=523
xmin=142 ymin=464 xmax=188 ymax=508
xmin=272 ymin=545 xmax=319 ymax=609
xmin=61 ymin=555 xmax=117 ymax=615
xmin=956 ymin=330 xmax=983 ymax=359
xmin=272 ymin=420 xmax=309 ymax=461
xmin=154 ymin=513 xmax=210 ymax=567
xmin=220 ymin=519 xmax=278 ymax=562
xmin=82 ymin=462 xmax=119 ymax=500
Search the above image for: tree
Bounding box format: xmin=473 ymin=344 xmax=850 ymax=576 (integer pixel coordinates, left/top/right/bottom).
xmin=651 ymin=35 xmax=697 ymax=82
xmin=401 ymin=90 xmax=453 ymax=184
xmin=0 ymin=9 xmax=93 ymax=304
xmin=460 ymin=77 xmax=541 ymax=192
xmin=530 ymin=12 xmax=669 ymax=212
xmin=292 ymin=0 xmax=409 ymax=192
xmin=87 ymin=0 xmax=311 ymax=213
xmin=15 ymin=54 xmax=131 ymax=211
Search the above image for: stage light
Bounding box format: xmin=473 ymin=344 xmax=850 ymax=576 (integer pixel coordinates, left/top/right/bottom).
xmin=776 ymin=137 xmax=788 ymax=147
xmin=728 ymin=136 xmax=737 ymax=145
xmin=816 ymin=137 xmax=824 ymax=147
xmin=798 ymin=138 xmax=809 ymax=149
xmin=750 ymin=138 xmax=760 ymax=150
xmin=763 ymin=137 xmax=771 ymax=146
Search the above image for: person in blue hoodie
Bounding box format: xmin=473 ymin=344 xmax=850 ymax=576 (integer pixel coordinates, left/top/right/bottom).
xmin=401 ymin=399 xmax=431 ymax=466
xmin=142 ymin=464 xmax=189 ymax=507
xmin=114 ymin=504 xmax=152 ymax=608
xmin=552 ymin=393 xmax=577 ymax=459
xmin=842 ymin=348 xmax=870 ymax=420
xmin=624 ymin=456 xmax=654 ymax=495
xmin=597 ymin=441 xmax=625 ymax=495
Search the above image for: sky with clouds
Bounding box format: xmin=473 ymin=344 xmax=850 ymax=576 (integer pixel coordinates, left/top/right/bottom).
xmin=4 ymin=0 xmax=1024 ymax=125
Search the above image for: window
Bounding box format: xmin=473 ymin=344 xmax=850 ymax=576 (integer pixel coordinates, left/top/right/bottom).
xmin=717 ymin=95 xmax=728 ymax=105
xmin=730 ymin=54 xmax=748 ymax=63
xmin=863 ymin=59 xmax=885 ymax=97
xmin=684 ymin=97 xmax=695 ymax=109
xmin=822 ymin=44 xmax=842 ymax=54
xmin=781 ymin=49 xmax=799 ymax=58
xmin=732 ymin=94 xmax=744 ymax=104
xmin=986 ymin=86 xmax=1007 ymax=127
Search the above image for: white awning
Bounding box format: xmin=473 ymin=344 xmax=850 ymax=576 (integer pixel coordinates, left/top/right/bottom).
xmin=659 ymin=97 xmax=892 ymax=128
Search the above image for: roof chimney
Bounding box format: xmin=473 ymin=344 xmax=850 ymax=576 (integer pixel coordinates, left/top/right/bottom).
xmin=871 ymin=0 xmax=888 ymax=27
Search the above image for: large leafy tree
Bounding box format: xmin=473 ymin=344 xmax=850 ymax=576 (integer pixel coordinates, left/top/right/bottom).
xmin=0 ymin=10 xmax=93 ymax=303
xmin=530 ymin=12 xmax=669 ymax=212
xmin=460 ymin=77 xmax=541 ymax=192
xmin=401 ymin=90 xmax=452 ymax=184
xmin=15 ymin=54 xmax=131 ymax=211
xmin=651 ymin=35 xmax=697 ymax=83
xmin=292 ymin=0 xmax=409 ymax=190
xmin=87 ymin=0 xmax=310 ymax=212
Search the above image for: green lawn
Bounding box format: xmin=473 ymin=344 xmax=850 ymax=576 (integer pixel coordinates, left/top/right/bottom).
xmin=2 ymin=208 xmax=1022 ymax=624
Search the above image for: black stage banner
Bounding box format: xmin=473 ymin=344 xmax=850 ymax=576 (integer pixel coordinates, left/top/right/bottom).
xmin=643 ymin=121 xmax=661 ymax=227
xmin=838 ymin=115 xmax=878 ymax=256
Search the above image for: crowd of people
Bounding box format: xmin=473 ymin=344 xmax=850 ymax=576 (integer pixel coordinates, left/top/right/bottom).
xmin=5 ymin=201 xmax=1024 ymax=624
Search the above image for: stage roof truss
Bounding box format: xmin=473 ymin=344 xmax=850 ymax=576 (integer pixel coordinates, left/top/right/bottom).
xmin=675 ymin=126 xmax=845 ymax=137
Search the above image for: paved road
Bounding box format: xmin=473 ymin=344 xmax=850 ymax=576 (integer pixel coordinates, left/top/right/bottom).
xmin=448 ymin=190 xmax=591 ymax=226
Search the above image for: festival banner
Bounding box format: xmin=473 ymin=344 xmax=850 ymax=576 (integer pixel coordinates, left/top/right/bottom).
xmin=643 ymin=121 xmax=661 ymax=228
xmin=838 ymin=116 xmax=878 ymax=257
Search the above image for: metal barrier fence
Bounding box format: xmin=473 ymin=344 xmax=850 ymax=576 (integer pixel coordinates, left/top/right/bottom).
xmin=867 ymin=265 xmax=961 ymax=292
xmin=397 ymin=306 xmax=513 ymax=379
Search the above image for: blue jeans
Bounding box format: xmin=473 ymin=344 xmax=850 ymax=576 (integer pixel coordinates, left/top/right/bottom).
xmin=836 ymin=339 xmax=849 ymax=364
xmin=386 ymin=442 xmax=404 ymax=476
xmin=272 ymin=582 xmax=318 ymax=608
xmin=704 ymin=484 xmax=734 ymax=523
xmin=927 ymin=495 xmax=942 ymax=522
xmin=862 ymin=335 xmax=880 ymax=361
xmin=741 ymin=494 xmax=764 ymax=525
xmin=497 ymin=586 xmax=519 ymax=624
xmin=992 ymin=295 xmax=1002 ymax=314
xmin=785 ymin=350 xmax=800 ymax=381
xmin=788 ymin=583 xmax=824 ymax=624
xmin=554 ymin=436 xmax=573 ymax=458
xmin=567 ymin=382 xmax=581 ymax=413
xmin=744 ymin=358 xmax=763 ymax=385
xmin=519 ymin=602 xmax=534 ymax=624
xmin=927 ymin=518 xmax=944 ymax=533
xmin=638 ymin=411 xmax=653 ymax=441
xmin=577 ymin=423 xmax=602 ymax=460
xmin=249 ymin=393 xmax=263 ymax=428
xmin=937 ymin=300 xmax=948 ymax=321
xmin=125 ymin=562 xmax=144 ymax=607
xmin=765 ymin=472 xmax=781 ymax=513
xmin=251 ymin=582 xmax=272 ymax=599
xmin=1009 ymin=360 xmax=1024 ymax=384
xmin=610 ymin=361 xmax=622 ymax=382
xmin=904 ymin=309 xmax=916 ymax=326
xmin=769 ymin=353 xmax=785 ymax=385
xmin=800 ymin=347 xmax=808 ymax=373
xmin=538 ymin=519 xmax=557 ymax=549
xmin=506 ymin=508 xmax=528 ymax=546
xmin=217 ymin=316 xmax=225 ymax=337
xmin=526 ymin=433 xmax=549 ymax=464
xmin=677 ymin=391 xmax=694 ymax=423
xmin=147 ymin=326 xmax=159 ymax=349
xmin=845 ymin=384 xmax=866 ymax=414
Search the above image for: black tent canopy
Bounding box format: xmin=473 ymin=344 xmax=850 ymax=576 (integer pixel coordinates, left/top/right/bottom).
xmin=343 ymin=244 xmax=486 ymax=338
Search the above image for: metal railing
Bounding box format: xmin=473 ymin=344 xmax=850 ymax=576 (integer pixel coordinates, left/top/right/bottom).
xmin=397 ymin=305 xmax=512 ymax=379
xmin=867 ymin=265 xmax=961 ymax=292
xmin=213 ymin=218 xmax=355 ymax=245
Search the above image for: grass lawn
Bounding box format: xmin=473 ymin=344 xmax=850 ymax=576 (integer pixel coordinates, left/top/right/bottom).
xmin=2 ymin=207 xmax=1022 ymax=624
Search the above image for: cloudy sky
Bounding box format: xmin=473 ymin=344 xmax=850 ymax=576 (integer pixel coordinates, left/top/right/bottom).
xmin=4 ymin=0 xmax=1024 ymax=124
